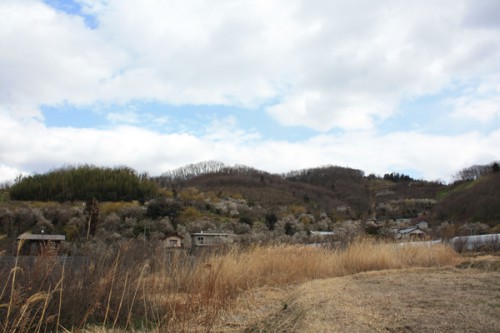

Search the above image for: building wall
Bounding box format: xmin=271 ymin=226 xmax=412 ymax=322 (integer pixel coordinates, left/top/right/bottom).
xmin=191 ymin=234 xmax=233 ymax=247
xmin=164 ymin=236 xmax=183 ymax=248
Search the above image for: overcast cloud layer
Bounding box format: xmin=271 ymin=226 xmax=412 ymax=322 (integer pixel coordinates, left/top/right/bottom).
xmin=1 ymin=0 xmax=500 ymax=183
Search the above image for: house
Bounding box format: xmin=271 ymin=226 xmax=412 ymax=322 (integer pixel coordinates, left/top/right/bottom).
xmin=309 ymin=231 xmax=335 ymax=241
xmin=308 ymin=231 xmax=336 ymax=247
xmin=161 ymin=232 xmax=184 ymax=248
xmin=395 ymin=226 xmax=427 ymax=240
xmin=394 ymin=218 xmax=412 ymax=226
xmin=190 ymin=232 xmax=233 ymax=247
xmin=310 ymin=231 xmax=335 ymax=237
xmin=415 ymin=221 xmax=428 ymax=229
xmin=17 ymin=233 xmax=66 ymax=255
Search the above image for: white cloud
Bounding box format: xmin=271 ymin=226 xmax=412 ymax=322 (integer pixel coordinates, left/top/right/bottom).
xmin=451 ymin=95 xmax=500 ymax=122
xmin=1 ymin=111 xmax=499 ymax=183
xmin=267 ymin=91 xmax=393 ymax=130
xmin=449 ymin=74 xmax=500 ymax=122
xmin=0 ymin=0 xmax=125 ymax=111
xmin=266 ymin=0 xmax=500 ymax=131
xmin=462 ymin=0 xmax=500 ymax=29
xmin=0 ymin=164 xmax=25 ymax=185
xmin=1 ymin=0 xmax=500 ymax=183
xmin=2 ymin=0 xmax=500 ymax=130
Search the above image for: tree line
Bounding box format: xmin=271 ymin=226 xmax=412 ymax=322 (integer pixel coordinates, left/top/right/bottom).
xmin=156 ymin=160 xmax=269 ymax=186
xmin=453 ymin=162 xmax=500 ymax=182
xmin=383 ymin=172 xmax=414 ymax=182
xmin=9 ymin=165 xmax=158 ymax=202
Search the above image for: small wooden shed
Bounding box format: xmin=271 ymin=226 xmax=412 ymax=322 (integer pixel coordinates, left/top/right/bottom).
xmin=161 ymin=232 xmax=184 ymax=248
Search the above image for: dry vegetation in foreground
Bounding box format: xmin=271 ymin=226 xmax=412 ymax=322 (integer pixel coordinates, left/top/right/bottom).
xmin=241 ymin=263 xmax=500 ymax=333
xmin=1 ymin=239 xmax=459 ymax=332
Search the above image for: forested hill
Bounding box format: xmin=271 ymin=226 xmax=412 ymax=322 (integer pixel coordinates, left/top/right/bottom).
xmin=155 ymin=160 xmax=500 ymax=227
xmin=8 ymin=165 xmax=158 ymax=202
xmin=6 ymin=162 xmax=499 ymax=222
xmin=433 ymin=171 xmax=500 ymax=227
xmin=155 ymin=161 xmax=445 ymax=220
xmin=156 ymin=162 xmax=371 ymax=219
xmin=1 ymin=161 xmax=499 ymax=248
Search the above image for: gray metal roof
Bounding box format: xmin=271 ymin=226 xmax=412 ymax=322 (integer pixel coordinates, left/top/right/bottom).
xmin=17 ymin=233 xmax=66 ymax=241
xmin=398 ymin=227 xmax=425 ymax=234
xmin=191 ymin=232 xmax=232 ymax=237
xmin=310 ymin=231 xmax=335 ymax=236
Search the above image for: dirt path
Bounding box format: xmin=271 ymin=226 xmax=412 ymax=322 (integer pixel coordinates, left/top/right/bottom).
xmin=214 ymin=260 xmax=500 ymax=332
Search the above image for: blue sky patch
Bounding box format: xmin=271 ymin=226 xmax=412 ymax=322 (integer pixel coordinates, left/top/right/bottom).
xmin=42 ymin=104 xmax=106 ymax=128
xmin=41 ymin=101 xmax=322 ymax=142
xmin=43 ymin=0 xmax=98 ymax=29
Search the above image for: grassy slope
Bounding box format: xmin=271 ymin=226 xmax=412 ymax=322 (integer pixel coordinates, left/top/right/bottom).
xmin=436 ymin=176 xmax=488 ymax=200
xmin=433 ymin=173 xmax=500 ymax=225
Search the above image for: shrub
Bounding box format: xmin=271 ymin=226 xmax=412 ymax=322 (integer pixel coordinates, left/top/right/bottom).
xmin=239 ymin=216 xmax=253 ymax=226
xmin=265 ymin=213 xmax=278 ymax=230
xmin=179 ymin=206 xmax=202 ymax=222
xmin=146 ymin=198 xmax=181 ymax=220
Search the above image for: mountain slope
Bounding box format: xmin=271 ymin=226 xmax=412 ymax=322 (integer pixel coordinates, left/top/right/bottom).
xmin=433 ymin=173 xmax=500 ymax=226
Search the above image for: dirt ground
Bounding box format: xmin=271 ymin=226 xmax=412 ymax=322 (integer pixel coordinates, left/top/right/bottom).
xmin=214 ymin=257 xmax=500 ymax=333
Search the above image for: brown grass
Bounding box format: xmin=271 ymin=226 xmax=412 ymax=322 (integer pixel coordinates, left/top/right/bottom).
xmin=1 ymin=239 xmax=459 ymax=332
xmin=184 ymin=240 xmax=457 ymax=292
xmin=243 ymin=265 xmax=500 ymax=332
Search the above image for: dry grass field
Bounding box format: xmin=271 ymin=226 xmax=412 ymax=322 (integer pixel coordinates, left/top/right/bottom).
xmin=3 ymin=240 xmax=499 ymax=332
xmin=216 ymin=257 xmax=500 ymax=333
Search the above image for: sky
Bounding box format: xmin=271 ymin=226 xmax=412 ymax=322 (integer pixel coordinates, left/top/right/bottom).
xmin=1 ymin=0 xmax=500 ymax=184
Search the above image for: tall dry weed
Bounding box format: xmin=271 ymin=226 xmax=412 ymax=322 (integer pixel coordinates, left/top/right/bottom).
xmin=1 ymin=238 xmax=458 ymax=332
